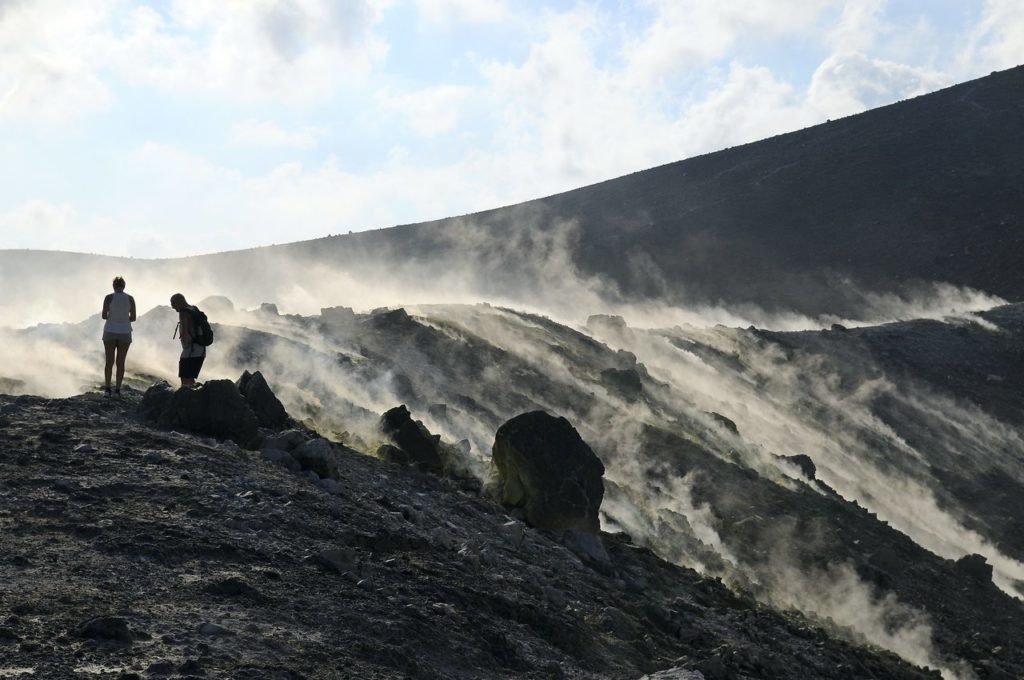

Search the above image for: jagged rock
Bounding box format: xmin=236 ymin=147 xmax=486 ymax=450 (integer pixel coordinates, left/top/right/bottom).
xmin=707 ymin=412 xmax=739 ymax=436
xmin=955 ymin=553 xmax=993 ymax=583
xmin=614 ymin=349 xmax=638 ymax=369
xmin=366 ymin=307 xmax=411 ymax=329
xmin=491 ymin=411 xmax=605 ymax=534
xmin=780 ymin=454 xmax=817 ymax=480
xmin=259 ymin=303 xmax=279 ymax=315
xmin=600 ymin=368 xmax=643 ymax=401
xmin=77 ymin=616 xmax=133 ymax=642
xmin=376 ymin=443 xmax=409 ymax=465
xmin=236 ymin=370 xmax=289 ymax=429
xmin=260 ymin=429 xmax=308 ymax=452
xmin=291 ymin=438 xmax=342 ymax=480
xmin=320 ymin=306 xmax=356 ymax=325
xmin=379 ymin=405 xmax=443 ymax=473
xmin=140 ymin=380 xmax=259 ymax=448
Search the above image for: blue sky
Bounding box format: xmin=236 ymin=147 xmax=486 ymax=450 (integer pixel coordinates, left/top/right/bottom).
xmin=1 ymin=0 xmax=1021 ymax=257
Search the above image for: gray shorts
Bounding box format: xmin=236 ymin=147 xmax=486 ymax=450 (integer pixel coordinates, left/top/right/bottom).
xmin=102 ymin=332 xmax=132 ymax=347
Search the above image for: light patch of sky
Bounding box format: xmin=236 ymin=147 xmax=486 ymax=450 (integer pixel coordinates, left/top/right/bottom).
xmin=0 ymin=1 xmax=1021 ymax=256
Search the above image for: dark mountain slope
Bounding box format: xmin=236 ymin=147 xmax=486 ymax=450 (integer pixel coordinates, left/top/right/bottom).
xmin=267 ymin=65 xmax=1024 ymax=316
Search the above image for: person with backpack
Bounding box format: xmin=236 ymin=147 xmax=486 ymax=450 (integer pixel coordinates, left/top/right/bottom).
xmin=170 ymin=293 xmax=213 ymax=387
xmin=101 ymin=276 xmax=137 ymax=397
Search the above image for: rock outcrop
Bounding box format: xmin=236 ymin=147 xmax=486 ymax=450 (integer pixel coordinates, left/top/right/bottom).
xmin=378 ymin=405 xmax=444 ymax=473
xmin=236 ymin=370 xmax=290 ymax=429
xmin=491 ymin=411 xmax=605 ymax=534
xmin=140 ymin=372 xmax=292 ymax=448
xmin=954 ymin=553 xmax=994 ymax=583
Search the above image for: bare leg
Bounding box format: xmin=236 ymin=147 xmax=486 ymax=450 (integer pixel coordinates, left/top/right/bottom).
xmin=103 ymin=340 xmax=116 ymax=390
xmin=115 ymin=342 xmax=129 ymax=390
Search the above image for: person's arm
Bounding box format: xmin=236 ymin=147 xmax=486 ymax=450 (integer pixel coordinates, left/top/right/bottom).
xmin=102 ymin=294 xmax=112 ymax=320
xmin=129 ymin=296 xmax=137 ymax=322
xmin=179 ymin=310 xmax=191 ymax=349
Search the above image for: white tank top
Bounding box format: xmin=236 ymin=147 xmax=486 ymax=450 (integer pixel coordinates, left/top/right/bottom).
xmin=104 ymin=291 xmax=133 ymax=333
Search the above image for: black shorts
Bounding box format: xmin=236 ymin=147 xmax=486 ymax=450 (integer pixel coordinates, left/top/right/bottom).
xmin=178 ymin=356 xmax=205 ymax=380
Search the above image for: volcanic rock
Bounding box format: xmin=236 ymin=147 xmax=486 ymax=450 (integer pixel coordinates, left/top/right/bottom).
xmin=781 ymin=453 xmax=817 ymax=480
xmin=290 ymin=437 xmax=344 ymax=480
xmin=600 ymin=367 xmax=643 ymax=401
xmin=236 ymin=370 xmax=289 ymax=429
xmin=320 ymin=306 xmax=356 ymax=325
xmin=139 ymin=380 xmax=259 ymax=448
xmin=260 ymin=428 xmax=309 ymax=452
xmin=77 ymin=616 xmax=133 ymax=642
xmin=954 ymin=553 xmax=994 ymax=583
xmin=491 ymin=411 xmax=605 ymax=533
xmin=379 ymin=405 xmax=444 ymax=473
xmin=708 ymin=412 xmax=739 ymax=436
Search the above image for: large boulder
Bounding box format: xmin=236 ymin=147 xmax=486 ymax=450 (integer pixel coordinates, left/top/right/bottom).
xmin=236 ymin=370 xmax=289 ymax=429
xmin=290 ymin=438 xmax=343 ymax=479
xmin=954 ymin=553 xmax=994 ymax=583
xmin=491 ymin=411 xmax=605 ymax=534
xmin=139 ymin=380 xmax=259 ymax=448
xmin=379 ymin=405 xmax=443 ymax=473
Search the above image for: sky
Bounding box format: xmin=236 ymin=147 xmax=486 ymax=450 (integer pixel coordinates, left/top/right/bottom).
xmin=0 ymin=0 xmax=1021 ymax=258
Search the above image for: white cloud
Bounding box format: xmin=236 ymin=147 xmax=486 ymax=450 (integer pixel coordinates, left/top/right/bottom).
xmin=0 ymin=0 xmax=116 ymax=122
xmin=959 ymin=0 xmax=1024 ymax=75
xmin=111 ymin=0 xmax=390 ymax=102
xmin=673 ymin=63 xmax=821 ymax=152
xmin=625 ymin=0 xmax=836 ymax=82
xmin=228 ymin=119 xmax=320 ymax=148
xmin=808 ymin=52 xmax=952 ymax=119
xmin=827 ymin=0 xmax=888 ymax=54
xmin=381 ymin=84 xmax=473 ymax=137
xmin=414 ymin=0 xmax=510 ymax=26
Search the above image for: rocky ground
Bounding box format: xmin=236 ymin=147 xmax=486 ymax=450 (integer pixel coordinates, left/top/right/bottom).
xmin=0 ymin=386 xmax=939 ymax=679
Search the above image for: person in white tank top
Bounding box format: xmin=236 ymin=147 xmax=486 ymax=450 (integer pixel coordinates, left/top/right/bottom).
xmin=101 ymin=276 xmax=137 ymax=396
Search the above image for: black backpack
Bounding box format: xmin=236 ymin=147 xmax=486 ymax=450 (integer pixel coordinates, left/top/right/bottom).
xmin=187 ymin=306 xmax=215 ymax=346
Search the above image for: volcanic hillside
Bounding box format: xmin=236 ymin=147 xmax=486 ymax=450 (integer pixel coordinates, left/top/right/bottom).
xmin=285 ymin=65 xmax=1024 ymax=317
xmin=4 ymin=299 xmax=1024 ymax=678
